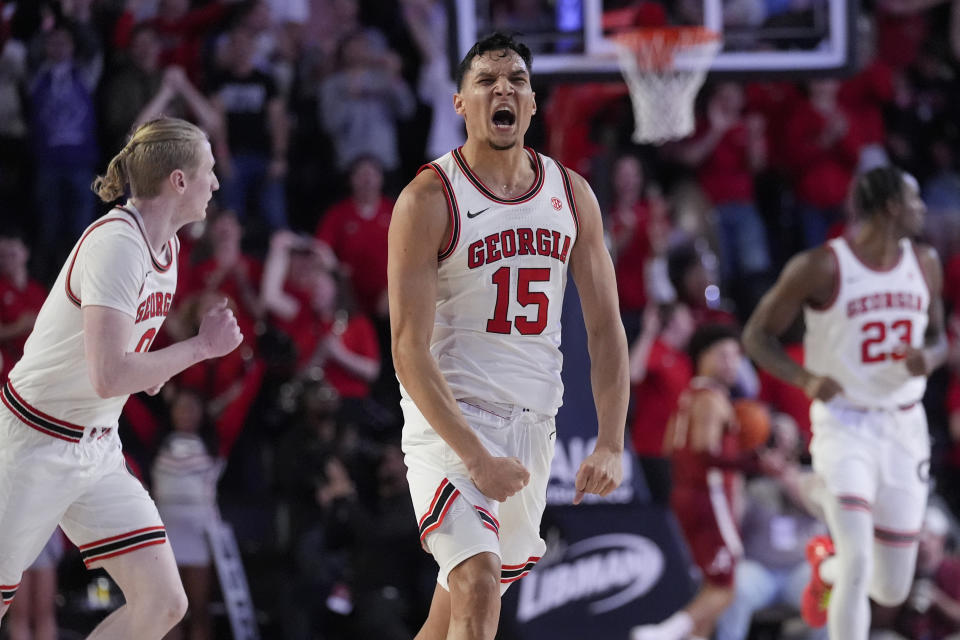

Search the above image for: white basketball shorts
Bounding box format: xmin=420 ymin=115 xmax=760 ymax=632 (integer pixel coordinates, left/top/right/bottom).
xmin=810 ymin=398 xmax=930 ymax=537
xmin=401 ymin=397 xmax=555 ymax=593
xmin=0 ymin=399 xmax=165 ymax=606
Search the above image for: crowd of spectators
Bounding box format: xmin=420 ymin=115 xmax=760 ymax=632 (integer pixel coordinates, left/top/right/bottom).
xmin=2 ymin=0 xmax=960 ymax=637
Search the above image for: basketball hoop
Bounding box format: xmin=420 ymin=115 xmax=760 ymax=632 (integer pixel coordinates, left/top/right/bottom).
xmin=611 ymin=27 xmax=721 ymax=145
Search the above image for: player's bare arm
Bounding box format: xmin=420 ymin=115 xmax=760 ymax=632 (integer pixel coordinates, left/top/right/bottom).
xmin=567 ymin=169 xmax=628 ymax=505
xmin=388 ymin=170 xmax=530 ymax=503
xmin=688 ymin=390 xmax=730 ymax=454
xmin=743 ymin=246 xmax=844 ymax=401
xmin=83 ymin=299 xmax=241 ymax=398
xmin=904 ymin=243 xmax=948 ymax=376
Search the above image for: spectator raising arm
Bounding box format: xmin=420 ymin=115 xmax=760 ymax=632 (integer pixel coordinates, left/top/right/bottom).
xmin=134 ymin=66 xmax=223 ymax=135
xmin=260 ymin=231 xmax=304 ymax=321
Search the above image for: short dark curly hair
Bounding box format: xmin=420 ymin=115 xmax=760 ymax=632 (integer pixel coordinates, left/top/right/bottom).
xmin=455 ymin=32 xmax=533 ymax=91
xmin=688 ymin=323 xmax=740 ymax=370
xmin=852 ymin=165 xmax=912 ymax=220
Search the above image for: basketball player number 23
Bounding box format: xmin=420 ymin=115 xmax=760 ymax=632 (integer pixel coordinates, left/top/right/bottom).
xmin=486 ymin=267 xmax=550 ymax=335
xmin=861 ymin=319 xmax=912 ymax=363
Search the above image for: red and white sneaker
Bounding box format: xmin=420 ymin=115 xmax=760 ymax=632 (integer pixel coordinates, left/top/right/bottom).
xmin=801 ymin=535 xmax=835 ymax=628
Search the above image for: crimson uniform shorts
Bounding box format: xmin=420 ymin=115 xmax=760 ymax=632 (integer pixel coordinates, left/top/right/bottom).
xmin=671 ymin=471 xmax=743 ymax=587
xmin=0 ymin=397 xmax=166 ymax=606
xmin=402 ymin=397 xmax=555 ymax=593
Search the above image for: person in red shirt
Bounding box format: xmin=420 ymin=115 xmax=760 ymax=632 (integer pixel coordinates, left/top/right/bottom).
xmin=628 ymin=303 xmax=695 ymax=505
xmin=746 ymin=82 xmax=801 ymax=172
xmin=670 ymin=83 xmax=771 ymax=310
xmin=261 ymin=231 xmax=380 ymax=404
xmin=943 ymin=253 xmax=960 ymax=314
xmin=607 ymin=154 xmax=671 ymax=333
xmin=785 ymin=79 xmax=865 ymax=249
xmin=113 ymin=0 xmax=229 ymax=84
xmin=177 ymin=208 xmax=263 ymax=352
xmin=0 ymin=233 xmax=46 ymax=382
xmin=315 ymin=156 xmax=393 ymax=319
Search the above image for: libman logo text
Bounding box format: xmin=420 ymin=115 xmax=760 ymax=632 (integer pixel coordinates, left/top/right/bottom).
xmin=516 ymin=534 xmax=665 ymax=622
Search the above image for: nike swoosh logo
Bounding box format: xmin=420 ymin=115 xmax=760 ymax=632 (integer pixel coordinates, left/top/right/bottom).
xmin=466 ymin=207 xmax=491 ymax=219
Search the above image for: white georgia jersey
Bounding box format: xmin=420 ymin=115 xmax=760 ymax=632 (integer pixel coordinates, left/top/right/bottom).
xmin=402 ymin=147 xmax=580 ymax=416
xmin=803 ymin=236 xmax=930 ymax=409
xmin=6 ymin=203 xmax=179 ymax=431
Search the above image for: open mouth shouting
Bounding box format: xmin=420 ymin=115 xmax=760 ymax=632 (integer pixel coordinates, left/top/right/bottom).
xmin=492 ymin=106 xmax=516 ymax=131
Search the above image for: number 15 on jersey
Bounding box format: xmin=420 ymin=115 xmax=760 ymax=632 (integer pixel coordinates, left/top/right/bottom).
xmin=486 ymin=267 xmax=551 ymax=335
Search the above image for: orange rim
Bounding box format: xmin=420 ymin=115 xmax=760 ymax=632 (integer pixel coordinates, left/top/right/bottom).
xmin=611 ymin=26 xmax=720 ymax=70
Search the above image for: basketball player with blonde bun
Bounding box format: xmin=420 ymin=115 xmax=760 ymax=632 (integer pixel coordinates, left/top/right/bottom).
xmin=0 ymin=117 xmax=242 ymax=638
xmin=389 ymin=33 xmax=629 ymax=640
xmin=743 ymin=166 xmax=947 ymax=640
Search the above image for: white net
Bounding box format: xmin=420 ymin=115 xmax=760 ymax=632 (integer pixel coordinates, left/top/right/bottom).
xmin=613 ymin=28 xmax=722 ymax=145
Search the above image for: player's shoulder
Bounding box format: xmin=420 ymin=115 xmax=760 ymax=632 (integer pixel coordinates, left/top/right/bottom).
xmin=910 ymin=240 xmax=942 ymax=269
xmin=781 ymin=243 xmax=838 ymax=282
xmin=80 ymin=211 xmax=149 ymax=256
xmin=395 ymin=167 xmax=450 ymax=215
xmin=909 ymin=239 xmax=943 ymax=290
xmin=774 ymin=244 xmax=839 ymax=306
xmin=548 ymin=158 xmax=590 ymax=193
xmin=90 ymin=209 xmax=142 ymax=236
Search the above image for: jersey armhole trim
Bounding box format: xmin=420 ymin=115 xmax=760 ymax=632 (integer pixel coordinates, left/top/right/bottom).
xmin=117 ymin=206 xmax=174 ymax=272
xmin=418 ymin=162 xmax=460 ymax=262
xmin=910 ymin=241 xmax=933 ymax=298
xmin=65 ymin=218 xmax=135 ymax=308
xmin=557 ymin=162 xmax=580 ymax=237
xmin=808 ymin=244 xmax=840 ymax=312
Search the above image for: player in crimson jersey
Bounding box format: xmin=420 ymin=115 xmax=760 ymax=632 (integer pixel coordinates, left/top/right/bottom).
xmin=388 ymin=33 xmax=628 ymax=640
xmin=743 ymin=166 xmax=947 ymax=640
xmin=631 ymin=324 xmax=752 ymax=640
xmin=0 ymin=118 xmax=242 ymax=638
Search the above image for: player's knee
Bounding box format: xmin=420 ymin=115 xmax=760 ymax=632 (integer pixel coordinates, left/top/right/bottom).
xmin=143 ymin=581 xmax=188 ymax=627
xmin=838 ymin=547 xmax=872 ymax=588
xmin=870 ymin=578 xmax=912 ymax=607
xmin=450 ymin=570 xmax=499 ymax=609
xmin=449 ymin=560 xmax=500 ymax=613
xmin=164 ymin=585 xmax=189 ymax=625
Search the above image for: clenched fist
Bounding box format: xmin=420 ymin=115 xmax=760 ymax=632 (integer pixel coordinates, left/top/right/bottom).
xmin=802 ymin=374 xmax=843 ymax=402
xmin=197 ymin=299 xmax=243 ymax=358
xmin=469 ymin=455 xmax=530 ymax=502
xmin=573 ymin=446 xmax=623 ymax=505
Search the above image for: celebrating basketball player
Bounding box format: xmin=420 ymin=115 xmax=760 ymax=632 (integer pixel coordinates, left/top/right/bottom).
xmin=743 ymin=166 xmax=947 ymax=640
xmin=388 ymin=33 xmax=629 ymax=640
xmin=0 ymin=117 xmax=242 ymax=638
xmin=632 ymin=324 xmax=749 ymax=640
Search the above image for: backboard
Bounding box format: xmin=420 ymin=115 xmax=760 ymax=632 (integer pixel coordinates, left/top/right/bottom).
xmin=450 ymin=0 xmax=858 ymax=80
